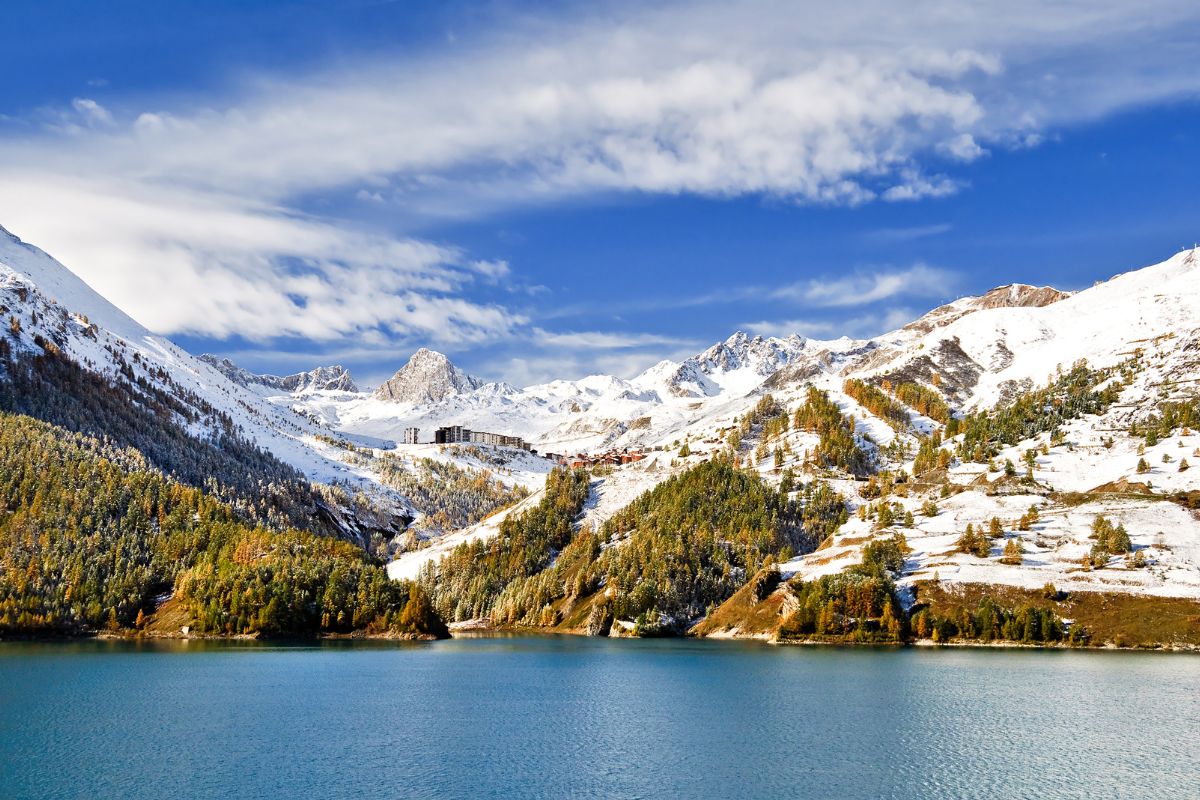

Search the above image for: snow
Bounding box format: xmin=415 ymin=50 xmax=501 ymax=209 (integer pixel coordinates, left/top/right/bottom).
xmin=578 ymin=451 xmax=681 ymax=529
xmin=385 ymin=488 xmax=544 ymax=581
xmin=6 ymin=218 xmax=1200 ymax=601
xmin=0 ymin=224 xmax=414 ymax=520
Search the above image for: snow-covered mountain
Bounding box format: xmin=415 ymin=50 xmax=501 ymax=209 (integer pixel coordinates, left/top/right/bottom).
xmin=286 ymin=270 xmax=1115 ymax=455
xmin=200 ymin=354 xmax=358 ymax=393
xmin=283 ymin=246 xmax=1200 ymax=603
xmin=0 ymin=224 xmax=411 ymax=542
xmin=5 ymin=215 xmax=1199 ymax=608
xmin=300 ymin=250 xmax=1194 ymax=460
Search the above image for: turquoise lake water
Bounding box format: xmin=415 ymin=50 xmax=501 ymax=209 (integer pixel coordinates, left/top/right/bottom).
xmin=1 ymin=636 xmax=1197 ymax=799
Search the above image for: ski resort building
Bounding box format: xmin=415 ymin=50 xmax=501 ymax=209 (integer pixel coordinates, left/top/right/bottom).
xmin=434 ymin=425 xmax=529 ymax=450
xmin=403 ymin=427 xmax=420 ymax=444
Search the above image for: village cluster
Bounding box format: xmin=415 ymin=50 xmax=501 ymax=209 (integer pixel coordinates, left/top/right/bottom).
xmin=542 ymin=448 xmax=648 ymax=468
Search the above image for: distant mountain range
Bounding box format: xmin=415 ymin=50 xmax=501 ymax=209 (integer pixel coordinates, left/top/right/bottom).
xmin=2 ymin=220 xmax=1199 ymax=646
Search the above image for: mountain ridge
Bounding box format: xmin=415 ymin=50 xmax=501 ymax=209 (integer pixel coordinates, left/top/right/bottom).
xmin=199 ymin=354 xmax=358 ymax=393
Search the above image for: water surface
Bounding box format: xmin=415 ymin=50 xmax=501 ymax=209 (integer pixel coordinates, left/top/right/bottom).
xmin=1 ymin=636 xmax=1196 ymax=799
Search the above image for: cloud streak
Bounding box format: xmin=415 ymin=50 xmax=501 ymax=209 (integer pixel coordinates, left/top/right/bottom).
xmin=773 ymin=264 xmax=959 ymax=308
xmin=743 ymin=306 xmax=920 ymax=340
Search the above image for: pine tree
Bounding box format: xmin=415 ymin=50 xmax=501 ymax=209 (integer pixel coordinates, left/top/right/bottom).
xmin=956 ymin=524 xmax=991 ymax=558
xmin=881 ymin=602 xmax=901 ymax=640
xmin=1000 ymin=538 xmax=1023 ymax=565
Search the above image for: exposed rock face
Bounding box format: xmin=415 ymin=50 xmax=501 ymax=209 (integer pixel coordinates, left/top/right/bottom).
xmin=584 ymin=600 xmax=614 ymax=637
xmin=200 ymin=355 xmax=358 ymax=393
xmin=902 ymin=284 xmax=1070 ymax=335
xmin=373 ymin=348 xmax=484 ymax=404
xmin=664 ymin=332 xmax=808 ymax=397
xmin=267 ymin=365 xmax=358 ymax=393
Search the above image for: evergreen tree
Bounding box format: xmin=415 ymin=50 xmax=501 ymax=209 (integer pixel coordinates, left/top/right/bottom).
xmin=955 ymin=524 xmax=991 ymax=558
xmin=1000 ymin=538 xmax=1024 ymax=565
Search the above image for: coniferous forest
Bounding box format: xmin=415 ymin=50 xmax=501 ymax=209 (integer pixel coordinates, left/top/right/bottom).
xmin=0 ymin=412 xmax=443 ymax=638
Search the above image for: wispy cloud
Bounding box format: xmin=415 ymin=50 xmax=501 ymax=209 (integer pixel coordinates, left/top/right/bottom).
xmin=773 ymin=264 xmax=959 ymax=308
xmin=866 ymin=223 xmax=953 ymax=243
xmin=2 ymin=176 xmax=525 ymax=344
xmin=743 ymin=306 xmax=919 ymax=340
xmin=531 ymin=328 xmax=698 ymax=350
xmin=500 ymin=348 xmax=697 ymax=387
xmin=1 ymin=0 xmax=1198 ymax=369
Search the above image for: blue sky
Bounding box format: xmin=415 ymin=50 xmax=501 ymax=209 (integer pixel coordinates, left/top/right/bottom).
xmin=2 ymin=0 xmax=1198 ymax=387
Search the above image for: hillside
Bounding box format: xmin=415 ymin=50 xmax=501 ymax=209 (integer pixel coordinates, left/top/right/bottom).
xmin=375 ymin=248 xmax=1200 ymax=645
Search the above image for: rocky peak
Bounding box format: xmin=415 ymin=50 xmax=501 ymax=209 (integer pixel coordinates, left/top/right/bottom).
xmin=902 ymin=283 xmax=1069 ymax=335
xmin=373 ymin=348 xmax=484 ymax=404
xmin=200 ymin=355 xmax=357 ymax=393
xmin=694 ymin=331 xmax=807 ymax=375
xmin=267 ymin=365 xmax=358 ymax=393
xmin=654 ymin=332 xmax=808 ymax=398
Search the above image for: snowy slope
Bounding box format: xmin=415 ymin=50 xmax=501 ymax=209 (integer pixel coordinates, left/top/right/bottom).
xmin=773 ymin=250 xmax=1200 ymax=600
xmin=352 ymin=248 xmax=1200 ymax=595
xmin=0 ymin=224 xmax=412 ymax=522
xmin=8 ymin=216 xmax=1199 ymax=599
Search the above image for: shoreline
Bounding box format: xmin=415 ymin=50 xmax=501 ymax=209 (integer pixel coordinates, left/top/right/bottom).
xmin=3 ymin=631 xmax=1196 ymax=652
xmin=5 ymin=620 xmax=1198 ymax=652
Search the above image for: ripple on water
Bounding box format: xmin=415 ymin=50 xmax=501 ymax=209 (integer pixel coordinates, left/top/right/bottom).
xmin=0 ymin=638 xmax=1197 ymax=800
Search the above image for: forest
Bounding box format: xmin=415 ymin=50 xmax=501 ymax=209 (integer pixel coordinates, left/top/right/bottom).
xmin=792 ymin=387 xmax=872 ymax=476
xmin=423 ymin=458 xmax=848 ymax=635
xmin=0 ymin=344 xmax=333 ymax=535
xmin=954 ymin=360 xmax=1125 ymax=462
xmin=420 ymin=466 xmax=592 ymax=623
xmin=0 ymin=412 xmax=444 ymax=638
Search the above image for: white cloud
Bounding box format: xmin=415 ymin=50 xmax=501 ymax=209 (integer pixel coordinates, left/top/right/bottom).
xmin=69 ymin=98 xmax=114 ymax=128
xmin=531 ymin=328 xmax=696 ymax=350
xmin=500 ymin=350 xmax=691 ymax=387
xmin=0 ymin=176 xmax=524 ymax=344
xmin=773 ymin=264 xmax=959 ymax=307
xmin=1 ymin=0 xmax=1198 ymax=354
xmin=866 ymin=223 xmax=953 ymax=243
xmin=744 ymin=306 xmax=919 ymax=340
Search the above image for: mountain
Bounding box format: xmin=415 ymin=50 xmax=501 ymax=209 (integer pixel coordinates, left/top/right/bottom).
xmin=373 ymin=247 xmax=1200 ymax=644
xmin=373 ymin=348 xmax=487 ymax=404
xmin=200 ymin=354 xmax=358 ymax=393
xmin=0 ymin=224 xmax=411 ymax=546
xmin=652 ymin=332 xmax=809 ymax=398
xmin=286 ymin=249 xmax=1200 ymax=468
xmin=3 ymin=217 xmax=1199 ymax=647
xmin=899 ymin=283 xmax=1070 ymax=336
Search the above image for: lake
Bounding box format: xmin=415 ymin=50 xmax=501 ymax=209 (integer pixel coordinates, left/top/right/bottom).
xmin=1 ymin=636 xmax=1197 ymax=799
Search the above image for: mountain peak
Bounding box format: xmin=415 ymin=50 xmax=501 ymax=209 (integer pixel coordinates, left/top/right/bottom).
xmin=200 ymin=355 xmax=358 ymax=393
xmin=0 ymin=223 xmax=149 ymax=342
xmin=901 ymin=282 xmax=1069 ymax=336
xmin=374 ymin=348 xmax=484 ymax=404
